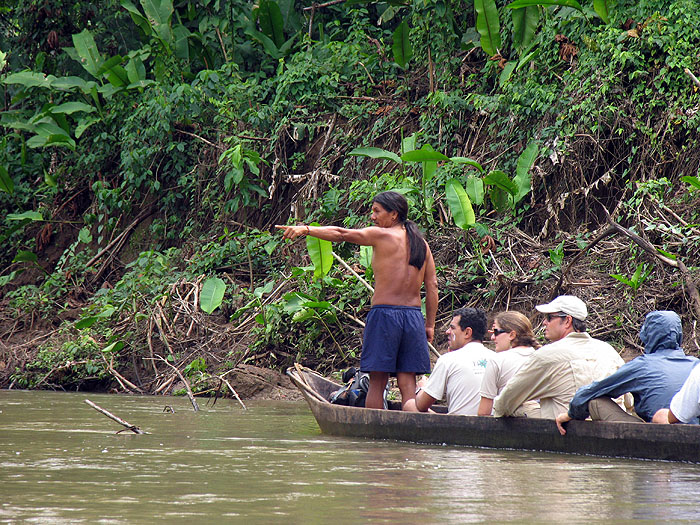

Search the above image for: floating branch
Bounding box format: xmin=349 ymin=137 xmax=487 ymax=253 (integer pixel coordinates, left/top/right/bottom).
xmin=84 ymin=399 xmax=146 ymax=434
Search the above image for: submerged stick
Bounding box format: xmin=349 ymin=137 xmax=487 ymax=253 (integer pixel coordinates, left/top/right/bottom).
xmin=84 ymin=399 xmax=146 ymax=434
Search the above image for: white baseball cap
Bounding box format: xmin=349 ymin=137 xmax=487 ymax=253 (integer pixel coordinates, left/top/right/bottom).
xmin=535 ymin=295 xmax=588 ymax=321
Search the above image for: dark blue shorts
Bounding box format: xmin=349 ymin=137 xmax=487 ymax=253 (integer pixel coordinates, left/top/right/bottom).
xmin=360 ymin=305 xmax=430 ymax=374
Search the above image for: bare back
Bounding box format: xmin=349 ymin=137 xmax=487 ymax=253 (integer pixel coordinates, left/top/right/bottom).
xmin=371 ymin=225 xmax=427 ymax=307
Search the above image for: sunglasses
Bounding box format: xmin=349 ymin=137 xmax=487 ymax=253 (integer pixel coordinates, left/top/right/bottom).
xmin=491 ymin=328 xmax=509 ymax=336
xmin=545 ymin=313 xmax=570 ymax=322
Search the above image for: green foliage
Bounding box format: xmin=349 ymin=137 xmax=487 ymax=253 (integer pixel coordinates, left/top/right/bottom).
xmin=306 ymin=223 xmax=334 ymax=280
xmin=200 ymin=277 xmax=227 ymax=314
xmin=475 ymin=0 xmax=502 ymax=56
xmin=611 ymin=263 xmax=652 ymax=293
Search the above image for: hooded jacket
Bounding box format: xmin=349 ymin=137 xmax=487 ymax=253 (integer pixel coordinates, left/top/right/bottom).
xmin=568 ymin=311 xmax=699 ymax=422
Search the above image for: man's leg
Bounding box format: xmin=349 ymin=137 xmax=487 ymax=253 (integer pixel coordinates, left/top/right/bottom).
xmin=397 ymin=372 xmax=418 ymax=412
xmin=589 ymin=397 xmax=644 ymax=422
xmin=366 ymin=371 xmax=390 ymax=409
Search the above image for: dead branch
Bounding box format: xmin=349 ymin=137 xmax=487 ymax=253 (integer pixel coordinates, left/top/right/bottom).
xmin=217 ymin=375 xmax=247 ymax=409
xmin=84 ymin=399 xmax=146 ymax=434
xmin=155 ymin=355 xmax=200 ymax=411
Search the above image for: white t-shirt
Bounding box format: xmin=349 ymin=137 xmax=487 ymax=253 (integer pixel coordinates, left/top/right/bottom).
xmin=423 ymin=342 xmax=495 ymax=415
xmin=670 ymin=364 xmax=700 ymax=423
xmin=479 ymin=346 xmax=536 ymax=400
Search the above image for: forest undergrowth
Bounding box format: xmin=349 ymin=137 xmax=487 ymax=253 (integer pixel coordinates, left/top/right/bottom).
xmin=1 ymin=0 xmax=700 ymax=398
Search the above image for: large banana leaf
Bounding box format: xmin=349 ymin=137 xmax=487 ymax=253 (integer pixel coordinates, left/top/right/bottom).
xmin=200 ymin=277 xmax=227 ymax=314
xmin=506 ymin=0 xmax=583 ymax=12
xmin=511 ymin=6 xmax=539 ymax=52
xmin=72 ymin=30 xmax=103 ymax=79
xmin=401 ymin=149 xmax=450 ymax=163
xmin=257 ymin=0 xmax=285 ymax=49
xmin=140 ymin=0 xmax=174 ymax=45
xmin=349 ymin=147 xmax=402 ymax=164
xmin=0 ymin=166 xmax=13 ymax=194
xmin=483 ymin=170 xmax=518 ymax=195
xmin=474 ymin=0 xmax=501 ymax=56
xmin=306 ymin=224 xmax=333 ymax=280
xmin=392 ymin=19 xmax=413 ymax=69
xmin=513 ymin=142 xmax=538 ymax=203
xmin=593 ymin=0 xmax=610 ymax=24
xmin=445 ymin=178 xmax=475 ymax=230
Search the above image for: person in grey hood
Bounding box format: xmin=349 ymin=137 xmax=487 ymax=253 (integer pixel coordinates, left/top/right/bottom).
xmin=555 ymin=310 xmax=699 ymax=434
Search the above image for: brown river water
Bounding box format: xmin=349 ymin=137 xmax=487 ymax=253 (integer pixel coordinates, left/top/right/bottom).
xmin=2 ymin=390 xmax=699 ymax=523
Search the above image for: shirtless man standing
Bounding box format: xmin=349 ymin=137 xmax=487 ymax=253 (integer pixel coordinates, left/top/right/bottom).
xmin=276 ymin=191 xmax=438 ymax=411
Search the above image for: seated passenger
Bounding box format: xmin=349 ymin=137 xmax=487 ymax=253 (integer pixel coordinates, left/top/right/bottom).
xmin=653 ymin=357 xmax=700 ymax=424
xmin=477 ymin=311 xmax=540 ymax=417
xmin=408 ymin=307 xmax=495 ymax=415
xmin=556 ymin=310 xmax=699 ymax=434
xmin=493 ymin=295 xmax=624 ymax=419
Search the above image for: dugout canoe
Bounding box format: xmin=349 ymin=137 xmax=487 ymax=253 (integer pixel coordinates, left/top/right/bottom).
xmin=287 ymin=366 xmax=700 ymax=463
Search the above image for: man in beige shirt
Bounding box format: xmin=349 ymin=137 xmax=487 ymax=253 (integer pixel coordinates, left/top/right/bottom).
xmin=493 ymin=295 xmax=624 ymax=419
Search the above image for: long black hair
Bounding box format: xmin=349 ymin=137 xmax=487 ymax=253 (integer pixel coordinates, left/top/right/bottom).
xmin=372 ymin=191 xmax=427 ymax=269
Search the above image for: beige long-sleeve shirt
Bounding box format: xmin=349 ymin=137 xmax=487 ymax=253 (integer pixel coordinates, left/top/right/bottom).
xmin=493 ymin=332 xmax=624 ymax=419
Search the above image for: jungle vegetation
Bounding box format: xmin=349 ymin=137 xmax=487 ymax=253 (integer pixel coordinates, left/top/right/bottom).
xmin=1 ymin=0 xmax=700 ymax=396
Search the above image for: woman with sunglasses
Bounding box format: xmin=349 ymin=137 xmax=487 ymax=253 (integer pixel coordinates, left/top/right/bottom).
xmin=478 ymin=312 xmax=541 ymax=417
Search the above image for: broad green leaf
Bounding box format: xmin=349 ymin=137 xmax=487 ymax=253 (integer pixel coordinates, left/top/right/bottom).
xmin=173 ymin=24 xmax=191 ymax=61
xmin=392 ymin=19 xmax=413 ymax=69
xmin=75 ymin=116 xmax=100 ymax=138
xmin=513 ymin=142 xmax=538 ymax=203
xmin=593 ymin=0 xmax=610 ymax=24
xmin=0 ymin=269 xmax=23 ymax=288
xmin=7 ymin=210 xmax=43 ymax=221
xmin=264 ymin=238 xmax=280 ymax=255
xmin=359 ymin=245 xmax=373 ymax=269
xmin=51 ymin=76 xmax=91 ymax=92
xmin=254 ymin=280 xmax=275 ymax=299
xmin=200 ymin=277 xmax=227 ymax=314
xmin=450 ymin=157 xmax=485 ymax=173
xmin=45 ymin=171 xmax=57 ymax=187
xmin=0 ymin=165 xmax=13 ymax=194
xmin=465 ymin=176 xmax=485 ymax=206
xmin=120 ymin=0 xmax=153 ymax=35
xmin=72 ymin=29 xmax=103 ymax=79
xmin=445 ymin=178 xmax=475 ymax=229
xmin=681 ymin=176 xmax=700 ymax=191
xmin=506 ymin=0 xmax=583 ymax=12
xmin=292 ymin=309 xmax=315 ymax=322
xmin=125 ymin=56 xmax=147 ymax=83
xmin=257 ymin=0 xmax=285 ymax=49
xmin=400 ymin=149 xmax=449 ymax=162
xmin=348 ymin=147 xmax=402 ymax=164
xmin=484 ymin=170 xmax=518 ymax=196
xmin=474 ymin=0 xmax=501 ymax=56
xmin=511 ymin=6 xmax=539 ymax=52
xmin=0 ymin=50 xmax=5 ymax=71
xmin=13 ymin=250 xmax=38 ymax=263
xmin=78 ymin=227 xmax=93 ymax=244
xmin=48 ymin=101 xmax=96 ymax=115
xmin=306 ymin=222 xmax=333 ymax=280
xmin=499 ymin=61 xmax=517 ymax=86
xmin=141 ymin=0 xmax=174 ymax=45
xmin=401 ymin=132 xmax=418 ymax=154
xmin=75 ymin=316 xmax=99 ymax=329
xmin=102 ymin=341 xmax=124 ymax=354
xmin=2 ymin=71 xmax=54 ymax=89
xmin=657 ymin=248 xmax=677 ymax=261
xmin=244 ymin=27 xmax=282 ymax=59
xmin=27 ymin=134 xmax=76 ymax=151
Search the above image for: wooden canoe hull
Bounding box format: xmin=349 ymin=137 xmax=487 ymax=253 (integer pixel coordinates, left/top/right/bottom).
xmin=287 ymin=367 xmax=700 ymax=463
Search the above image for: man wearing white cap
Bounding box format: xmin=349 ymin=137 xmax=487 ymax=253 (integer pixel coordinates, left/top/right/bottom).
xmin=493 ymin=295 xmax=625 ymax=419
